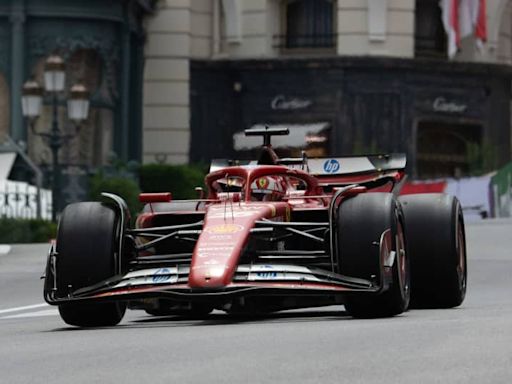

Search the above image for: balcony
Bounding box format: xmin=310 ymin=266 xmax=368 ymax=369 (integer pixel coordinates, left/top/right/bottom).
xmin=272 ymin=33 xmax=336 ymax=50
xmin=415 ymin=36 xmax=447 ymax=59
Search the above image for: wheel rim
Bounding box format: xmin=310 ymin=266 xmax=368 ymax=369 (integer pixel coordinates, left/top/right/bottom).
xmin=456 ymin=214 xmax=467 ymax=295
xmin=395 ymin=219 xmax=410 ymax=300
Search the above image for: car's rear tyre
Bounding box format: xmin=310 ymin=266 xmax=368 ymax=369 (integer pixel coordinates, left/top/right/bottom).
xmin=338 ymin=193 xmax=410 ymax=318
xmin=399 ymin=194 xmax=467 ymax=308
xmin=56 ymin=202 xmax=126 ymax=327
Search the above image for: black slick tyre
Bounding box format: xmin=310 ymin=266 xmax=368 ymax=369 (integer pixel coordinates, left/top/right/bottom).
xmin=399 ymin=194 xmax=467 ymax=308
xmin=338 ymin=193 xmax=410 ymax=318
xmin=56 ymin=202 xmax=126 ymax=327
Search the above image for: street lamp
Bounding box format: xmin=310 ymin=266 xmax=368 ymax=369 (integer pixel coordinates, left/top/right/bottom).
xmin=21 ymin=54 xmax=90 ymax=222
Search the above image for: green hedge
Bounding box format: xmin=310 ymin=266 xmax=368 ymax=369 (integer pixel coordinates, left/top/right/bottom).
xmin=0 ymin=218 xmax=57 ymax=243
xmin=89 ymin=173 xmax=142 ymax=218
xmin=86 ymin=164 xmax=207 ymax=219
xmin=139 ymin=164 xmax=207 ymax=199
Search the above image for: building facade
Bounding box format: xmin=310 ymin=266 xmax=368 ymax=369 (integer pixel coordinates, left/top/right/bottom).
xmin=0 ymin=0 xmax=150 ymax=168
xmin=144 ymin=0 xmax=512 ymax=178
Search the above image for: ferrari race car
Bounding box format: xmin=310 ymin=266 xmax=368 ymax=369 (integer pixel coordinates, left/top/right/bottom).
xmin=44 ymin=127 xmax=467 ymax=327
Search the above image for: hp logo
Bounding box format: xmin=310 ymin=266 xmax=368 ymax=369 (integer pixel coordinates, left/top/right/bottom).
xmin=323 ymin=159 xmax=340 ymax=173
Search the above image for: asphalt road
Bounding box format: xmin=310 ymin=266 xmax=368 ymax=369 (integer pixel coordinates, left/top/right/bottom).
xmin=0 ymin=219 xmax=511 ymax=384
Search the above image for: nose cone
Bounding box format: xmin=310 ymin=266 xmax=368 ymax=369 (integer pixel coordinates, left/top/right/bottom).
xmin=188 ymin=222 xmax=249 ymax=288
xmin=188 ymin=202 xmax=289 ymax=289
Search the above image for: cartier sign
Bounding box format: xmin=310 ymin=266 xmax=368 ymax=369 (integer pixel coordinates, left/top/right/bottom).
xmin=271 ymin=95 xmax=312 ymax=110
xmin=432 ymin=97 xmax=467 ymax=113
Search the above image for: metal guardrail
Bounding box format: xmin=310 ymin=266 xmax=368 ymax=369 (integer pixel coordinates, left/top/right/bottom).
xmin=1 ymin=135 xmax=45 ymax=219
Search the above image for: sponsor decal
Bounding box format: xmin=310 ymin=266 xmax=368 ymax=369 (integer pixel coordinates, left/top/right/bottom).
xmin=271 ymin=94 xmax=313 ymax=110
xmin=269 ymin=204 xmax=276 ymax=217
xmin=209 ymin=204 xmax=275 ymax=215
xmin=152 ymin=268 xmax=171 ymax=283
xmin=208 ymin=234 xmax=234 ymax=241
xmin=432 ymin=97 xmax=467 ymax=114
xmin=208 ymin=210 xmax=258 ymax=218
xmin=323 ymin=159 xmax=340 ymax=174
xmin=256 ymin=272 xmax=278 ymax=279
xmin=192 ymin=265 xmax=209 ymax=270
xmin=196 ymin=246 xmax=234 ymax=258
xmin=197 ymin=246 xmax=234 ymax=252
xmin=206 ymin=224 xmax=244 ymax=234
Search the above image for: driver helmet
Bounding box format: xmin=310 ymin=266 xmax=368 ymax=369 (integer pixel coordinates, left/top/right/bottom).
xmin=250 ymin=176 xmax=285 ymax=201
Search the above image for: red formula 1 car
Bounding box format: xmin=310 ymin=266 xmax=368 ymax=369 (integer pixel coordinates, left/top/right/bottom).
xmin=44 ymin=128 xmax=467 ymax=327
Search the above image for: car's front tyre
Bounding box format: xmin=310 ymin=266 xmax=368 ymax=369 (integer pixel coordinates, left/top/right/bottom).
xmin=56 ymin=202 xmax=126 ymax=327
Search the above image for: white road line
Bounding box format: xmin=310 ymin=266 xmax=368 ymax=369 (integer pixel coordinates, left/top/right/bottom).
xmin=0 ymin=244 xmax=11 ymax=255
xmin=2 ymin=309 xmax=58 ymax=319
xmin=0 ymin=303 xmax=49 ymax=315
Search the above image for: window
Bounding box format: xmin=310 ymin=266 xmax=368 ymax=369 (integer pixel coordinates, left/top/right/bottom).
xmin=274 ymin=0 xmax=336 ymax=49
xmin=415 ymin=0 xmax=447 ymax=58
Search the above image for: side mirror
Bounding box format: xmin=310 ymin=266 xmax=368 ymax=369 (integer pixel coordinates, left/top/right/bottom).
xmin=195 ymin=187 xmax=205 ymax=200
xmin=139 ymin=192 xmax=172 ymax=203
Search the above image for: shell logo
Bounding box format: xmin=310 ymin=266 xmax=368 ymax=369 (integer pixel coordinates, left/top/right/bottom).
xmin=206 ymin=224 xmax=244 ymax=234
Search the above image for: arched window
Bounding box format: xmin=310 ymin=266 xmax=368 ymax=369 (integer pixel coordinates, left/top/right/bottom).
xmin=279 ymin=0 xmax=336 ymax=49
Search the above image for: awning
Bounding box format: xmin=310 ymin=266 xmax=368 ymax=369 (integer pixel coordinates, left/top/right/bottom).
xmin=233 ymin=122 xmax=330 ymax=150
xmin=0 ymin=152 xmax=16 ymax=180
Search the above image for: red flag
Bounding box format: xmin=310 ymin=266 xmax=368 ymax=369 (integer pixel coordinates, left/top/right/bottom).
xmin=475 ymin=0 xmax=487 ymax=43
xmin=441 ymin=0 xmax=460 ymax=58
xmin=459 ymin=0 xmax=486 ymax=45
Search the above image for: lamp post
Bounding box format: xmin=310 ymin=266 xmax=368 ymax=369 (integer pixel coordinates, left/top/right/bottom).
xmin=21 ymin=54 xmax=90 ymax=222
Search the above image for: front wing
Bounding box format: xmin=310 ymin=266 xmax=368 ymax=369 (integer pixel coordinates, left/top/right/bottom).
xmin=44 ymin=263 xmax=391 ymax=305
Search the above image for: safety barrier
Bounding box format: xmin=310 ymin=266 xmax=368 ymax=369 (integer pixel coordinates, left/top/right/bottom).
xmin=0 ymin=180 xmax=52 ymax=220
xmin=490 ymin=162 xmax=512 ymax=218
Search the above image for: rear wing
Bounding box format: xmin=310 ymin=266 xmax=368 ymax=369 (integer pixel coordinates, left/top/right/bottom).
xmin=209 ymin=127 xmax=406 ymax=192
xmin=280 ymin=153 xmax=407 ymax=192
xmin=210 ymin=154 xmax=406 ymax=175
xmin=294 ymin=153 xmax=407 ymax=177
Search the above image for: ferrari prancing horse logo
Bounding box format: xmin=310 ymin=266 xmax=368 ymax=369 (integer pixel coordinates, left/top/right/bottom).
xmin=257 ymin=177 xmax=269 ymax=189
